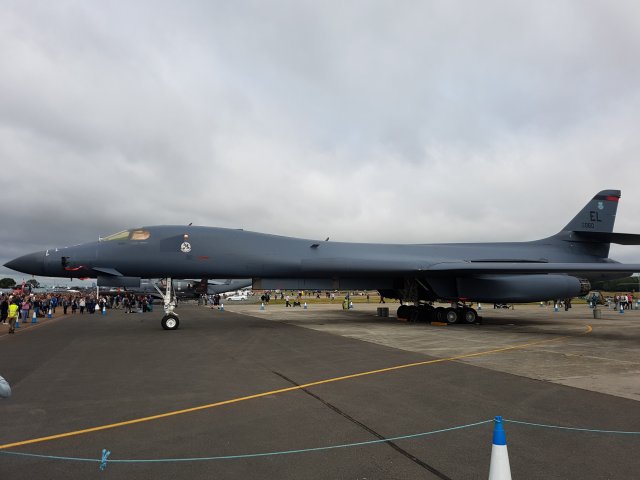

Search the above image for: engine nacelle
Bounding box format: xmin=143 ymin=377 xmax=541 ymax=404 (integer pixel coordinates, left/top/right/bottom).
xmin=456 ymin=274 xmax=590 ymax=303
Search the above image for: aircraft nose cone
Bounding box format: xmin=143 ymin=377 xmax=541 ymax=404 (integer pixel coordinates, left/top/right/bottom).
xmin=4 ymin=251 xmax=46 ymax=276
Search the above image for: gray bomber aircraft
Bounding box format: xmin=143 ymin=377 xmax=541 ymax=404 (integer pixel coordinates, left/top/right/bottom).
xmin=5 ymin=190 xmax=640 ymax=330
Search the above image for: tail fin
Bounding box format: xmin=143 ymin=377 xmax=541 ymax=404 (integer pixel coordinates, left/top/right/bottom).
xmin=552 ymin=190 xmax=640 ymax=257
xmin=561 ymin=190 xmax=620 ymax=234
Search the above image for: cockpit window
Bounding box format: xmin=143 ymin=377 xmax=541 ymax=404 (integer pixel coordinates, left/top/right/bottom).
xmin=100 ymin=229 xmax=151 ymax=241
xmin=130 ymin=229 xmax=150 ymax=241
xmin=101 ymin=230 xmax=130 ymax=241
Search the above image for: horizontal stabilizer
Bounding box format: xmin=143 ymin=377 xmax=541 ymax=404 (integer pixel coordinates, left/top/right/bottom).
xmin=571 ymin=232 xmax=640 ymax=245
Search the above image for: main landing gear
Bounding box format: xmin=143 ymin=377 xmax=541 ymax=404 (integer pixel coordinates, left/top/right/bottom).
xmin=154 ymin=277 xmax=180 ymax=330
xmin=396 ymin=303 xmax=479 ymax=324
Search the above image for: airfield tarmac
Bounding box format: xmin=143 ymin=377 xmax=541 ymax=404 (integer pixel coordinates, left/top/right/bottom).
xmin=1 ymin=302 xmax=639 ymax=479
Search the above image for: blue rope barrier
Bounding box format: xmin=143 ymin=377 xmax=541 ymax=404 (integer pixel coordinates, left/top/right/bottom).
xmin=504 ymin=419 xmax=640 ymax=435
xmin=0 ymin=450 xmax=100 ymax=463
xmin=0 ymin=419 xmax=492 ymax=469
xmin=1 ymin=417 xmax=639 ymax=470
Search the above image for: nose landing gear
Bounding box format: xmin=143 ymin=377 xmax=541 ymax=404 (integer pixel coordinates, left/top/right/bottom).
xmin=154 ymin=277 xmax=180 ymax=330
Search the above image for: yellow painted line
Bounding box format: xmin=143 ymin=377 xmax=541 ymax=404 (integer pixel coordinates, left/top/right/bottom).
xmin=0 ymin=324 xmax=592 ymax=450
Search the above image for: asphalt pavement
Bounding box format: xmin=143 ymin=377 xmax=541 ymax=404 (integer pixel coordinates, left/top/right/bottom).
xmin=1 ymin=303 xmax=639 ymax=479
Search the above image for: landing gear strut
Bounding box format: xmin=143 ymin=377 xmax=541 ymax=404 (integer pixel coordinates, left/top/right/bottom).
xmin=154 ymin=277 xmax=180 ymax=330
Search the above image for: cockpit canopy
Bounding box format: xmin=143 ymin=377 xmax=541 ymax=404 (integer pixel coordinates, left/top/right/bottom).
xmin=100 ymin=229 xmax=151 ymax=242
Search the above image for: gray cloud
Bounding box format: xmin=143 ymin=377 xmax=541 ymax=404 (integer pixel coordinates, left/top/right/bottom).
xmin=2 ymin=0 xmax=640 ymax=283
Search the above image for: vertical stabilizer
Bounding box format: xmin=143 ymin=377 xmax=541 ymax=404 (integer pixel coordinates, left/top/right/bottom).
xmin=561 ymin=190 xmax=620 ymax=234
xmin=552 ymin=190 xmax=621 ymax=258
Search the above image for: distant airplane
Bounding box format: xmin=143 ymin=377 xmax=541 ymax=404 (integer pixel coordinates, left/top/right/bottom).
xmin=180 ymin=278 xmax=252 ymax=296
xmin=137 ymin=278 xmax=251 ymax=299
xmin=5 ymin=190 xmax=640 ymax=330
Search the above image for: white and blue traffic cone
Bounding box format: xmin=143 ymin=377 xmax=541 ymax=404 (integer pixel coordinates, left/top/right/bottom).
xmin=260 ymin=302 xmax=265 ymax=311
xmin=219 ymin=303 xmax=224 ymax=311
xmin=47 ymin=308 xmax=52 ymax=318
xmin=554 ymin=303 xmax=559 ymax=312
xmin=349 ymin=301 xmax=353 ymax=309
xmin=478 ymin=303 xmax=482 ymax=311
xmin=488 ymin=416 xmax=512 ymax=480
xmin=619 ymin=304 xmax=624 ymax=314
xmin=32 ymin=311 xmax=38 ymax=324
xmin=102 ymin=306 xmax=106 ymax=315
xmin=304 ymin=302 xmax=308 ymax=310
xmin=15 ymin=317 xmax=20 ymax=329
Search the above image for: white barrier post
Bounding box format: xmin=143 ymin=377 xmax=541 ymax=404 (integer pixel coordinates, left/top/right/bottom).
xmin=488 ymin=416 xmax=512 ymax=480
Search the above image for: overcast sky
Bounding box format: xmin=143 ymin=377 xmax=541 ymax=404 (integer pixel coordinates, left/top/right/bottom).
xmin=2 ymin=1 xmax=640 ymax=285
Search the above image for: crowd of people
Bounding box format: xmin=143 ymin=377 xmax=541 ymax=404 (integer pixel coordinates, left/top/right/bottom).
xmin=609 ymin=293 xmax=635 ymax=310
xmin=0 ymin=292 xmax=156 ymax=334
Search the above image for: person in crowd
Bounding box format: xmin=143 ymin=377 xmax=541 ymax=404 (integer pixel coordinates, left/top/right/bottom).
xmin=20 ymin=296 xmax=31 ymax=323
xmin=7 ymin=298 xmax=19 ymax=334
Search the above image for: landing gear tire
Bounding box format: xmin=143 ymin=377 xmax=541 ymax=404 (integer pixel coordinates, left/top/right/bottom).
xmin=408 ymin=307 xmax=421 ymax=323
xmin=420 ymin=306 xmax=435 ymax=323
xmin=161 ymin=314 xmax=180 ymax=330
xmin=461 ymin=308 xmax=478 ymax=324
xmin=397 ymin=305 xmax=410 ymax=320
xmin=444 ymin=307 xmax=459 ymax=324
xmin=434 ymin=307 xmax=445 ymax=322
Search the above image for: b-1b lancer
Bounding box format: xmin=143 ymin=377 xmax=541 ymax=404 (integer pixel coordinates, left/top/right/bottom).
xmin=5 ymin=190 xmax=640 ymax=330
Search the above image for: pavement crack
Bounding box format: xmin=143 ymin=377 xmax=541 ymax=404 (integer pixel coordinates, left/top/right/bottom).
xmin=271 ymin=370 xmax=452 ymax=480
